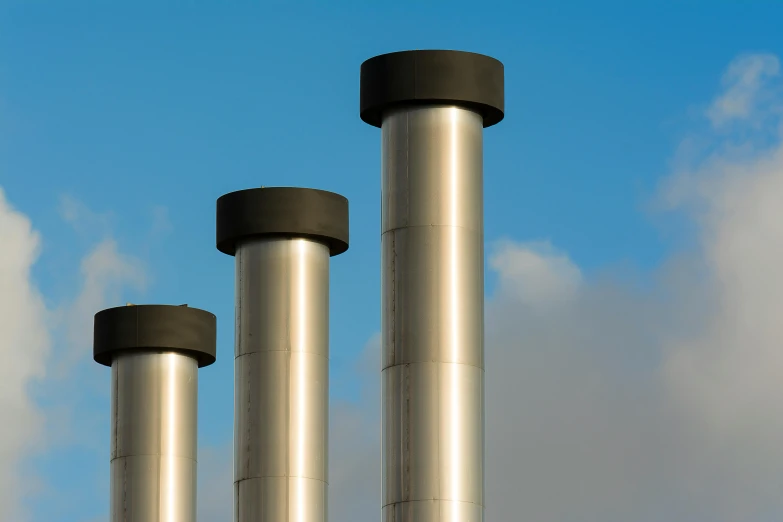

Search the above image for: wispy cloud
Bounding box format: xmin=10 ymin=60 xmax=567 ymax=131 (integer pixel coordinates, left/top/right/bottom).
xmin=0 ymin=188 xmax=50 ymax=522
xmin=489 ymin=239 xmax=582 ymax=307
xmin=149 ymin=204 xmax=173 ymax=241
xmin=706 ymin=53 xmax=780 ymax=128
xmin=58 ymin=194 xmax=113 ymax=239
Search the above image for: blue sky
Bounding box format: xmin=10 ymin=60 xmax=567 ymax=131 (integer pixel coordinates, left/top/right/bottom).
xmin=3 ymin=2 xmax=783 ymax=521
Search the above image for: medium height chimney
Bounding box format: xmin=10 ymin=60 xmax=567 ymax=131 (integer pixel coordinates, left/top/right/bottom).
xmin=217 ymin=187 xmax=349 ymax=522
xmin=93 ymin=304 xmax=217 ymax=522
xmin=360 ymin=50 xmax=505 ymax=521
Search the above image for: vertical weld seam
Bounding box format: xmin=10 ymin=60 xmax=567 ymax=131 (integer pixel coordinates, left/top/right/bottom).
xmin=282 ymin=241 xmax=290 ymax=522
xmin=285 ymin=348 xmax=292 ymax=521
xmin=245 ymin=354 xmax=251 ymax=480
xmin=405 ymin=111 xmax=410 ymax=228
xmin=403 ymin=110 xmax=410 ymax=508
xmin=156 ymin=444 xmax=161 ymax=519
xmin=113 ymin=360 xmax=120 ymax=459
xmin=403 ymin=363 xmax=410 ymax=502
xmin=114 ymin=361 xmax=125 ymax=521
xmin=285 ymin=241 xmax=293 ymax=522
xmin=391 ymin=231 xmax=396 ymax=363
xmin=436 ymin=363 xmax=441 ymax=504
xmin=123 ymin=457 xmax=127 ymax=522
xmin=237 ymin=247 xmax=244 ymax=356
xmin=157 ymin=356 xmax=163 ymax=520
xmin=285 ymin=475 xmax=291 ymax=522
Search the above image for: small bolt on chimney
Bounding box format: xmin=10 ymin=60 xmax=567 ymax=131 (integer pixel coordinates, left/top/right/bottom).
xmin=216 ymin=187 xmax=349 ymax=521
xmin=93 ymin=304 xmax=217 ymax=521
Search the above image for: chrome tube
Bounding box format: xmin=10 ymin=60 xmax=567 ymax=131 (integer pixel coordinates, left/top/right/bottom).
xmin=217 ymin=187 xmax=348 ymax=522
xmin=111 ymin=352 xmax=199 ymax=521
xmin=94 ymin=304 xmax=216 ymax=522
xmin=361 ymin=49 xmax=503 ymax=522
xmin=381 ymin=106 xmax=485 ymax=521
xmin=234 ymin=238 xmax=330 ymax=522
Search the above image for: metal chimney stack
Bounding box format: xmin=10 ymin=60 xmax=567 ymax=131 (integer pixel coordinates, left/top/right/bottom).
xmin=216 ymin=187 xmax=349 ymax=521
xmin=93 ymin=304 xmax=217 ymax=522
xmin=360 ymin=50 xmax=505 ymax=521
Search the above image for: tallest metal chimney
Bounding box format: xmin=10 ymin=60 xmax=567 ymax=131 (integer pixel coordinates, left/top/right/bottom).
xmin=360 ymin=50 xmax=505 ymax=521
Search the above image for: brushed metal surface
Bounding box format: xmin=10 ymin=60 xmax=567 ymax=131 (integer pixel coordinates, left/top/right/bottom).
xmin=382 ymin=106 xmax=483 ymax=232
xmin=381 ymin=106 xmax=485 ymax=521
xmin=234 ymin=351 xmax=328 ymax=482
xmin=382 ymin=500 xmax=484 ymax=522
xmin=382 ymin=226 xmax=484 ymax=369
xmin=235 ymin=476 xmax=327 ymax=522
xmin=382 ymin=363 xmax=484 ymax=505
xmin=235 ymin=238 xmax=329 ymax=358
xmin=110 ymin=351 xmax=198 ymax=522
xmin=234 ymin=238 xmax=330 ymax=522
xmin=110 ymin=455 xmax=197 ymax=521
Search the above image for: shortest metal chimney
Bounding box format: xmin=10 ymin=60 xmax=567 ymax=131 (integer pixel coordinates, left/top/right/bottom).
xmin=94 ymin=304 xmax=217 ymax=522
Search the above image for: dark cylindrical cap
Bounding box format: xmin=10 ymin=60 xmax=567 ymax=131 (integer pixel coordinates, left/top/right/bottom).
xmin=93 ymin=305 xmax=217 ymax=367
xmin=360 ymin=49 xmax=505 ymax=128
xmin=216 ymin=187 xmax=349 ymax=256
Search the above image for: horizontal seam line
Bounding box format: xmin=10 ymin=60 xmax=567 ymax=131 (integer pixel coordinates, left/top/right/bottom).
xmin=382 ymin=499 xmax=484 ymax=508
xmin=382 ymin=360 xmax=485 ymax=371
xmin=235 ymin=351 xmax=329 ymax=359
xmin=111 ymin=455 xmax=197 ymax=461
xmin=234 ymin=476 xmax=328 ymax=484
xmin=382 ymin=224 xmax=483 ymax=235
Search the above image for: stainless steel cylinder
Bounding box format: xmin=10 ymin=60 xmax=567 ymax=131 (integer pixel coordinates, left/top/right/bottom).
xmin=93 ymin=304 xmax=217 ymax=522
xmin=361 ymin=50 xmax=505 ymax=521
xmin=111 ymin=352 xmax=199 ymax=520
xmin=234 ymin=238 xmax=330 ymax=520
xmin=216 ymin=187 xmax=350 ymax=522
xmin=382 ymin=105 xmax=485 ymax=521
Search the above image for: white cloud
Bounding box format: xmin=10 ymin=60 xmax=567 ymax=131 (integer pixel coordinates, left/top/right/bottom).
xmin=660 ymin=65 xmax=783 ymax=519
xmin=58 ymin=194 xmax=112 ymax=238
xmin=706 ymin=53 xmax=780 ymax=128
xmin=0 ymin=188 xmax=50 ymax=522
xmin=489 ymin=239 xmax=582 ymax=307
xmin=485 ymin=242 xmax=672 ymax=522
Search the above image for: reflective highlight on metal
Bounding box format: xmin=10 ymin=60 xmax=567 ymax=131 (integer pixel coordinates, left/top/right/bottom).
xmin=382 ymin=106 xmax=485 ymax=521
xmin=110 ymin=351 xmax=199 ymax=521
xmin=234 ymin=238 xmax=330 ymax=522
